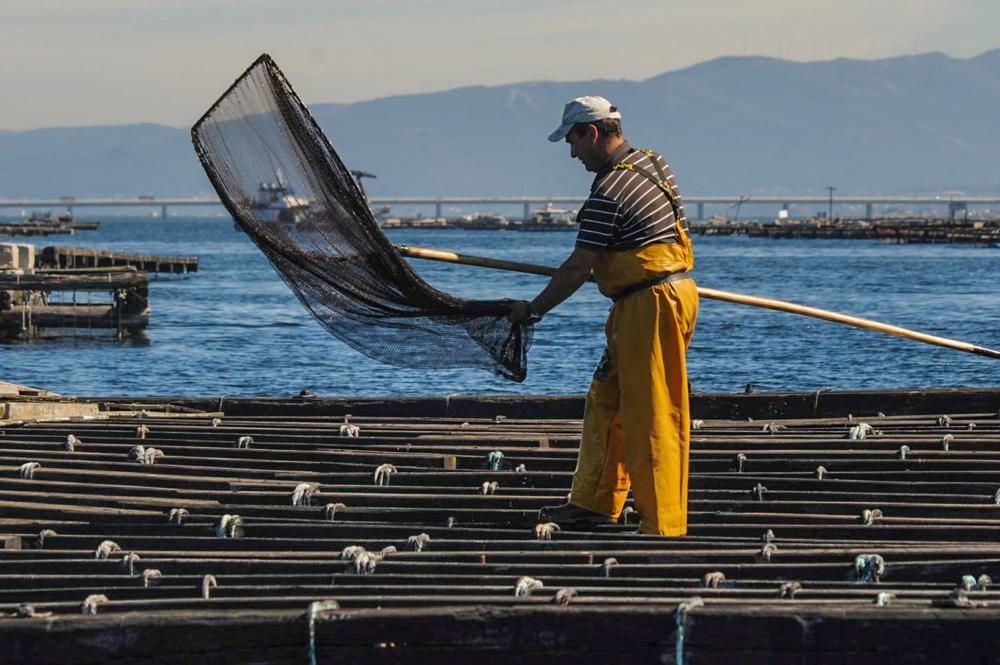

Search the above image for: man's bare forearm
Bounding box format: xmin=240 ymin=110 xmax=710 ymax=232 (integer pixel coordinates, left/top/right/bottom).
xmin=530 ymin=248 xmax=597 ymax=315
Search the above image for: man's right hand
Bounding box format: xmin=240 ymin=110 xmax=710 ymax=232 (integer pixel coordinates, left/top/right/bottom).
xmin=507 ymin=301 xmax=535 ymax=325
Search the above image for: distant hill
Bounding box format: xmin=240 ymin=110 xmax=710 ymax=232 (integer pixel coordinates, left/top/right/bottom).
xmin=2 ymin=50 xmax=999 ymax=200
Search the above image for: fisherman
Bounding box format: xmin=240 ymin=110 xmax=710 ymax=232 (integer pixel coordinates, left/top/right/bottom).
xmin=508 ymin=96 xmax=699 ymax=536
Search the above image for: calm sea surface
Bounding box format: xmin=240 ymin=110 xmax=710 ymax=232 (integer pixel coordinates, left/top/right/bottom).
xmin=2 ymin=216 xmax=998 ymax=397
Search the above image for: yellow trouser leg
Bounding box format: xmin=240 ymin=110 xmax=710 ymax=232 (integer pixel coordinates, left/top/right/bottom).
xmin=615 ymin=279 xmax=699 ymax=536
xmin=569 ymin=345 xmax=630 ymax=518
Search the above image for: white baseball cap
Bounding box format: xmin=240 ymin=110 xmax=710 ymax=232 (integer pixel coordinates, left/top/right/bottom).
xmin=547 ymin=96 xmax=622 ymax=142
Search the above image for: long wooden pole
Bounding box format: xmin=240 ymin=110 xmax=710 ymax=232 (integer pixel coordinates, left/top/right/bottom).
xmin=395 ymin=244 xmax=1000 ymax=360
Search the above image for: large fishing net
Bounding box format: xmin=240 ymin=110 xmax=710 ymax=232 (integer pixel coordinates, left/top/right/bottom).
xmin=191 ymin=54 xmax=531 ymax=381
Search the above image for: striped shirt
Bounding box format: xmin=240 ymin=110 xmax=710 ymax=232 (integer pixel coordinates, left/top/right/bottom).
xmin=575 ymin=142 xmax=690 ymax=251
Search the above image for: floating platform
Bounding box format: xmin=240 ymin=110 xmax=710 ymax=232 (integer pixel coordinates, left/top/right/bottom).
xmin=0 ymin=242 xmax=201 ymax=340
xmin=693 ymin=217 xmax=1000 ymax=246
xmin=0 ymin=267 xmax=150 ymax=340
xmin=0 ymin=214 xmax=100 ymax=238
xmin=39 ymin=245 xmax=199 ymax=274
xmin=0 ymin=387 xmax=998 ymax=663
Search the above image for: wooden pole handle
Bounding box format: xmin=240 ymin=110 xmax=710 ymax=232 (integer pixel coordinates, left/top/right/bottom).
xmin=395 ymin=243 xmax=999 ymax=360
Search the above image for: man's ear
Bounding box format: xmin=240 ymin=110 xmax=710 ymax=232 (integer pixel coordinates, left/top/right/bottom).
xmin=585 ymin=123 xmax=600 ymax=143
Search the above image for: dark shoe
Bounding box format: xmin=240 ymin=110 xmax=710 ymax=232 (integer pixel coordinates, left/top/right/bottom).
xmin=538 ymin=502 xmax=614 ymax=527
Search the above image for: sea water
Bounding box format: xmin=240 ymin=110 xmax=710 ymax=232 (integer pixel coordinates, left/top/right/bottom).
xmin=1 ymin=216 xmax=997 ymax=396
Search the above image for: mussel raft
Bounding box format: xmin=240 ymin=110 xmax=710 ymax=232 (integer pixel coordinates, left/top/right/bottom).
xmin=1 ymin=386 xmax=999 ymax=664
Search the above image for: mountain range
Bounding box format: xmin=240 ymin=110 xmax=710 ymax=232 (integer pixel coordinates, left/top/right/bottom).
xmin=2 ymin=50 xmax=999 ymax=200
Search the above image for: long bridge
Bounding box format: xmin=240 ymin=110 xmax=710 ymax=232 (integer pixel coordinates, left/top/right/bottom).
xmin=1 ymin=195 xmax=997 ymax=220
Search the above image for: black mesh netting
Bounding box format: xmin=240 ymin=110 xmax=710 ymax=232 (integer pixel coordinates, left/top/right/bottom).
xmin=191 ymin=54 xmax=531 ymax=382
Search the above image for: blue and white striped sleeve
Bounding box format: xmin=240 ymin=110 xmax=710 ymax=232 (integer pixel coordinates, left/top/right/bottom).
xmin=575 ymin=194 xmax=620 ymax=249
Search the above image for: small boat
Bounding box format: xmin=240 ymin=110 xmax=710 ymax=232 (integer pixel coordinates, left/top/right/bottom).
xmin=522 ymin=203 xmax=577 ymax=231
xmin=251 ymin=171 xmax=310 ymax=224
xmin=453 ymin=214 xmax=510 ymax=230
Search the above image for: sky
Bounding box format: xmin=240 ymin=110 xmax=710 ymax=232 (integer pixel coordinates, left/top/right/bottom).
xmin=1 ymin=0 xmax=998 ymax=131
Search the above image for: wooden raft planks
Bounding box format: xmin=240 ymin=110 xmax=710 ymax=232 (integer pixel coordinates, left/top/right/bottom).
xmin=0 ymin=392 xmax=998 ymax=662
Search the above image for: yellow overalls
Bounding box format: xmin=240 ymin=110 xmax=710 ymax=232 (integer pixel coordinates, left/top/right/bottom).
xmin=569 ymin=238 xmax=698 ymax=536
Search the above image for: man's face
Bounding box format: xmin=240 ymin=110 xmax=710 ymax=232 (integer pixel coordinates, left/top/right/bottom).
xmin=565 ymin=126 xmax=601 ymax=172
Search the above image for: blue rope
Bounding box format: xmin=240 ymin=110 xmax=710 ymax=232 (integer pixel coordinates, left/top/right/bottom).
xmin=307 ymin=600 xmax=339 ymax=665
xmin=487 ymin=450 xmax=504 ymax=471
xmin=854 ymin=554 xmax=885 ymax=583
xmin=675 ymin=597 xmax=703 ymax=665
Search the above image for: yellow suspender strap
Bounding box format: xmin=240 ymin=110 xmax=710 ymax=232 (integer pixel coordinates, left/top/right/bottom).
xmin=611 ymin=156 xmax=680 ymax=209
xmin=611 ymin=149 xmax=691 ymax=247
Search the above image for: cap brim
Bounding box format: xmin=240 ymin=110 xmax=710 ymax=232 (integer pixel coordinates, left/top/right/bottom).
xmin=548 ymin=123 xmax=573 ymax=142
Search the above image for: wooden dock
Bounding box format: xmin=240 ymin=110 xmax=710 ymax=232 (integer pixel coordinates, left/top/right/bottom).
xmin=0 ymin=387 xmax=998 ymax=663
